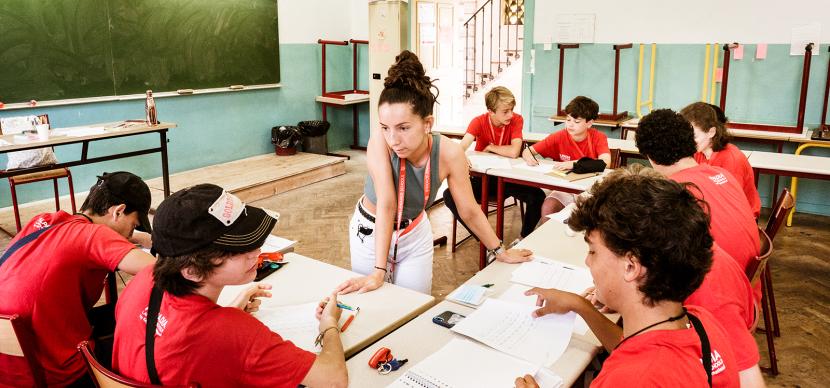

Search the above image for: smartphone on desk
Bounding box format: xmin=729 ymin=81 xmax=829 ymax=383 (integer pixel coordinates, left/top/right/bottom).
xmin=432 ymin=310 xmax=465 ymax=328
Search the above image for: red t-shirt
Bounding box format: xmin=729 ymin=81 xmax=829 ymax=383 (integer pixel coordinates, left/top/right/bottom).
xmin=670 ymin=165 xmax=760 ymax=274
xmin=592 ymin=305 xmax=740 ymax=388
xmin=112 ymin=267 xmax=316 ymax=388
xmin=695 ymin=144 xmax=761 ymax=218
xmin=0 ymin=212 xmax=134 ymax=387
xmin=531 ymin=128 xmax=610 ymax=162
xmin=685 ymin=245 xmax=759 ymax=371
xmin=466 ymin=112 xmax=524 ymax=151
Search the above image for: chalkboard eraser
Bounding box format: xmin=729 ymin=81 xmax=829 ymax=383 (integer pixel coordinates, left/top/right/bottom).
xmin=229 ymin=85 xmax=245 ymax=90
xmin=177 ymin=89 xmax=194 ymax=95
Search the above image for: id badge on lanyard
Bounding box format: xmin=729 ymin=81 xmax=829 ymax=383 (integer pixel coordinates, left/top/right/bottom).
xmin=389 ymin=136 xmax=432 ymax=282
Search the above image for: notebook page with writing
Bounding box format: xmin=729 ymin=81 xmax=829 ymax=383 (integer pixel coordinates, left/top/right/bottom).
xmin=387 ymin=339 xmax=539 ymax=388
xmin=255 ymin=302 xmax=321 ymax=353
xmin=450 ymin=298 xmax=575 ymax=365
xmin=510 ymin=256 xmax=593 ymax=294
xmin=467 ymin=154 xmax=513 ymax=170
xmin=498 ymin=284 xmax=590 ymax=336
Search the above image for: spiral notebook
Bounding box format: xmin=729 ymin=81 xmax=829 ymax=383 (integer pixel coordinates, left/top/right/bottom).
xmin=387 ymin=339 xmax=546 ymax=388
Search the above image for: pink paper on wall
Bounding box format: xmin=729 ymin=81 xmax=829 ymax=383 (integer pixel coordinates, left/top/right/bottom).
xmin=734 ymin=44 xmax=744 ymax=60
xmin=715 ymin=68 xmax=723 ymax=83
xmin=756 ymin=44 xmax=768 ymax=59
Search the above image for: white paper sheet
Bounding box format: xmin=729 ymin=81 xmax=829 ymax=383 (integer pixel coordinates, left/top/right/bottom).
xmin=534 ymin=367 xmax=565 ymax=388
xmin=447 ymin=284 xmax=488 ymax=306
xmin=467 ymin=154 xmax=512 ymax=170
xmin=498 ymin=284 xmax=590 ymax=336
xmin=57 ymin=127 xmax=107 ymax=137
xmin=0 ymin=139 xmax=11 ymax=146
xmin=511 ymin=256 xmax=593 ymax=294
xmin=451 ymin=298 xmax=575 ymax=365
xmin=256 ymin=302 xmax=321 ymax=353
xmin=513 ymin=163 xmax=555 ymax=174
xmin=261 ymin=234 xmax=296 ymax=253
xmin=388 ymin=338 xmax=540 ymax=388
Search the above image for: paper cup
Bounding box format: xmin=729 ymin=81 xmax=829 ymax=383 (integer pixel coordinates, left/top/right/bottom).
xmin=35 ymin=124 xmax=49 ymax=141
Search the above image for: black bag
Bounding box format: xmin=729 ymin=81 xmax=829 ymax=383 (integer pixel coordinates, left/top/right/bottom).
xmin=572 ymin=157 xmax=606 ymax=174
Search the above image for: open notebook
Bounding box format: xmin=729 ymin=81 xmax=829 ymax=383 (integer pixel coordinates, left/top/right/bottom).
xmin=388 ymin=339 xmax=563 ymax=388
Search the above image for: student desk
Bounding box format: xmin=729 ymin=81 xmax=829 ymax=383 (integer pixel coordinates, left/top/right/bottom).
xmin=486 ymin=162 xmax=605 ymax=240
xmin=748 ymin=150 xmax=830 ymax=225
xmin=217 ymin=252 xmax=435 ymax=358
xmin=346 ymin=221 xmax=611 ymax=387
xmin=0 ymin=122 xmax=176 ymax=197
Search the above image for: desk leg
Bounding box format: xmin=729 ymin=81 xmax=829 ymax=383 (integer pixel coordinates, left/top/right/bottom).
xmin=320 ymin=102 xmax=352 ymax=160
xmin=479 ymin=174 xmax=489 ymax=270
xmin=496 ymin=177 xmax=505 ymax=239
xmin=160 ymin=131 xmax=170 ymax=197
xmin=350 ymin=104 xmax=366 ymax=151
xmin=772 ymin=142 xmax=783 ymax=199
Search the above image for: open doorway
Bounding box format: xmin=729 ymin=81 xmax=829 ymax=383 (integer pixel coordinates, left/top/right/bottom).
xmin=414 ymin=0 xmax=524 ymax=130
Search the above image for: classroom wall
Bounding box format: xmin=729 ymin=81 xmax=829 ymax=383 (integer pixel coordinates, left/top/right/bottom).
xmin=0 ymin=0 xmax=371 ymax=209
xmin=520 ymin=0 xmax=830 ymax=216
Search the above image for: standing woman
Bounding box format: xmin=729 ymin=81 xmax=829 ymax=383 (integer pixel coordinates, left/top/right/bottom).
xmin=680 ymin=102 xmax=761 ymax=218
xmin=336 ymin=51 xmax=532 ymax=295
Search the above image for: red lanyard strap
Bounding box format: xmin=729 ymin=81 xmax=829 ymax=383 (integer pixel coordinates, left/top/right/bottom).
xmin=390 ymin=136 xmax=432 ymax=273
xmin=487 ymin=116 xmax=508 ymax=146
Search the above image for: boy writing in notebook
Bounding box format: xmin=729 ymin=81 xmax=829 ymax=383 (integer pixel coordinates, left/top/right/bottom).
xmin=521 ymin=96 xmax=611 ymax=219
xmin=443 ymin=86 xmax=545 ymax=240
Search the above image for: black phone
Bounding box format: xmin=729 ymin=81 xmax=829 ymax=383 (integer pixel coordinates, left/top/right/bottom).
xmin=255 ymin=262 xmax=287 ymax=282
xmin=432 ymin=310 xmax=465 ymax=328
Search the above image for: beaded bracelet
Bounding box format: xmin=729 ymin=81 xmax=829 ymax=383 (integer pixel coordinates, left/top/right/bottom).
xmin=374 ymin=266 xmax=388 ymax=272
xmin=314 ymin=326 xmax=340 ymax=347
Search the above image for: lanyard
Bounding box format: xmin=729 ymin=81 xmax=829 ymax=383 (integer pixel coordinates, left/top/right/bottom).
xmin=390 ymin=136 xmax=432 ymax=275
xmin=487 ymin=116 xmax=508 ymax=146
xmin=567 ymin=130 xmax=594 ymax=159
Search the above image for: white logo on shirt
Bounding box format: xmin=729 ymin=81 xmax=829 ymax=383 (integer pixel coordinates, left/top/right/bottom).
xmin=34 ymin=217 xmax=49 ymax=230
xmin=708 ymin=173 xmax=728 ymax=185
xmin=559 ymin=154 xmax=571 ymax=161
xmin=139 ymin=306 xmax=169 ymax=336
xmin=703 ymin=349 xmax=727 ymax=375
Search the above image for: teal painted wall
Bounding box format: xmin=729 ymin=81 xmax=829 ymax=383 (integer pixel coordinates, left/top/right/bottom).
xmin=520 ymin=0 xmax=830 ymax=216
xmin=0 ymin=43 xmax=370 ymax=208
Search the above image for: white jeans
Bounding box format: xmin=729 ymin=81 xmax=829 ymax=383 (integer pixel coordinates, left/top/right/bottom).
xmin=349 ymin=200 xmax=434 ymax=294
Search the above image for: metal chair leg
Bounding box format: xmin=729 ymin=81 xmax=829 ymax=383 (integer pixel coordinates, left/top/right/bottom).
xmin=760 ymin=269 xmax=779 ymax=375
xmin=763 ymin=262 xmax=781 ymax=337
xmin=9 ymin=179 xmax=22 ymax=232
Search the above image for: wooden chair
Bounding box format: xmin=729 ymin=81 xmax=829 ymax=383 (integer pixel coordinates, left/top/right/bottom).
xmin=761 ymin=188 xmax=795 ymax=340
xmin=745 ymin=229 xmax=778 ymax=375
xmin=609 ymin=148 xmax=622 ymax=169
xmin=1 ymin=117 xmax=77 ymax=232
xmin=77 ymin=341 xmax=200 ymax=388
xmin=0 ymin=313 xmax=47 ymax=387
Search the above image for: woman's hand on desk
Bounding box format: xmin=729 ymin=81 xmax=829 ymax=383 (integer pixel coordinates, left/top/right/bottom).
xmin=496 ymin=248 xmax=533 ymax=264
xmin=232 ymin=283 xmax=272 ymax=314
xmin=514 ymin=375 xmax=540 ymax=388
xmin=334 ymin=270 xmax=384 ymax=294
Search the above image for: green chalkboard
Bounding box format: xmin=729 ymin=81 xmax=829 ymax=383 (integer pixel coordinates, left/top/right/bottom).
xmin=0 ymin=0 xmax=279 ymax=103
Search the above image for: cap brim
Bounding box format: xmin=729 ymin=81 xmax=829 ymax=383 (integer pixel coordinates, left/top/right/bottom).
xmin=211 ymin=206 xmax=277 ymax=253
xmin=137 ymin=211 xmax=152 ymax=234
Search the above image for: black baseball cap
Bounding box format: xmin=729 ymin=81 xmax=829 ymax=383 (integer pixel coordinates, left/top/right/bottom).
xmin=96 ymin=172 xmax=152 ymax=233
xmin=152 ymin=184 xmax=278 ymax=257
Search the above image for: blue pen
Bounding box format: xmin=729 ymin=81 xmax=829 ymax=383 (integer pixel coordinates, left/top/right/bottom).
xmin=336 ymin=302 xmax=356 ymax=311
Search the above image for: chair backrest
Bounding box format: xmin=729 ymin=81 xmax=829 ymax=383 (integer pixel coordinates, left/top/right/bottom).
xmin=609 ymin=148 xmax=621 ymax=169
xmin=745 ymin=228 xmax=773 ymax=285
xmin=0 ymin=314 xmax=47 ymax=387
xmin=77 ymin=341 xmax=200 ymax=388
xmin=764 ymin=188 xmax=795 ymax=242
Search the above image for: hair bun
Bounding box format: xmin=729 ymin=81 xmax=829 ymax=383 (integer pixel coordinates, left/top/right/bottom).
xmin=384 ymin=50 xmax=430 ymax=89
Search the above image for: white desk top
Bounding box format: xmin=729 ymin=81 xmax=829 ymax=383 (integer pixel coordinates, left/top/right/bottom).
xmin=620 ymin=117 xmax=811 ymax=142
xmin=488 ymin=160 xmax=606 ymax=192
xmin=217 ymin=253 xmax=435 ymax=357
xmin=0 ymin=121 xmax=176 ymax=152
xmin=346 ymin=221 xmax=607 ymax=387
xmin=315 ymin=94 xmax=370 ymax=105
xmin=748 ymin=150 xmax=830 ymax=176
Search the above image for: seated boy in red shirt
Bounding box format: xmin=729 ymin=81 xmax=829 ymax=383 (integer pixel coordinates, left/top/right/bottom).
xmin=112 ymin=184 xmax=347 ymax=388
xmin=444 ymin=86 xmax=545 ymax=239
xmin=515 ymin=165 xmax=742 ymax=388
xmin=521 ymin=96 xmax=610 ymax=219
xmin=680 ymin=102 xmax=761 ymax=218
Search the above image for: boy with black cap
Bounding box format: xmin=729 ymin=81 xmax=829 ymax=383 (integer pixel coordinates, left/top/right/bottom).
xmin=0 ymin=171 xmax=156 ymax=387
xmin=112 ymin=184 xmax=347 ymax=388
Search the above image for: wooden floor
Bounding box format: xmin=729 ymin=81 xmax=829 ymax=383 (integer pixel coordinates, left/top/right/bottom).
xmin=1 ymin=149 xmax=827 ymax=387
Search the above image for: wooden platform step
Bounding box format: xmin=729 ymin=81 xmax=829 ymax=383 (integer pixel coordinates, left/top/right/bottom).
xmin=0 ymin=152 xmax=346 ymax=236
xmin=144 ymin=152 xmax=347 ymax=204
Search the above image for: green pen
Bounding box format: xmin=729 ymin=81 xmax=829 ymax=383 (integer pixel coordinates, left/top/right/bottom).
xmin=336 ymin=302 xmax=356 ymax=311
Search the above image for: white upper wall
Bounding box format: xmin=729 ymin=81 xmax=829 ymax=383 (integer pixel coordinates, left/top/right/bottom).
xmin=278 ymin=0 xmax=368 ymax=44
xmin=534 ymin=0 xmax=830 ymax=44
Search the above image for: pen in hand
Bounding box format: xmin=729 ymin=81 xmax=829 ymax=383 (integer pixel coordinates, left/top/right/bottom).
xmin=523 ymin=142 xmax=539 ymax=165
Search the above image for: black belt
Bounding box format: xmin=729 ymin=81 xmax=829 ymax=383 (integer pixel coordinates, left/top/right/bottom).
xmin=359 ymin=202 xmax=411 ymax=229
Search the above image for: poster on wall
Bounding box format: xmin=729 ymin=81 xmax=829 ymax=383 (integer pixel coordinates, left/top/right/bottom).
xmin=554 ymin=14 xmax=595 ymax=44
xmin=790 ymin=22 xmax=821 ymax=56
